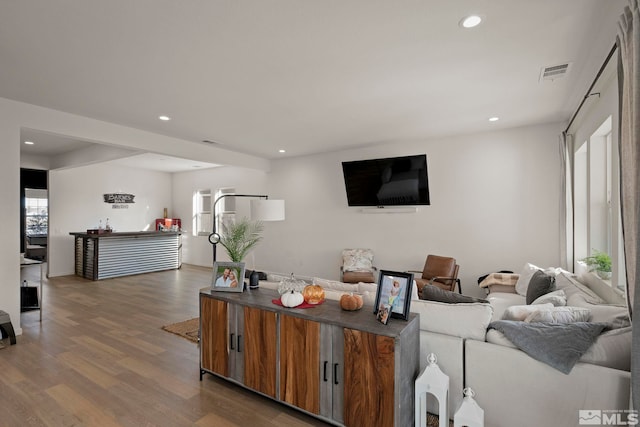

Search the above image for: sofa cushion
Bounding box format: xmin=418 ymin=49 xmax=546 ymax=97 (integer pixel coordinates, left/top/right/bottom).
xmin=580 ymin=326 xmax=632 ymax=371
xmin=524 ymin=306 xmax=591 ymax=323
xmin=410 ymin=299 xmax=493 ymax=341
xmin=421 ymin=285 xmax=488 ymax=304
xmin=555 ymin=272 xmax=604 ymax=304
xmin=502 ymin=303 xmax=554 ymax=321
xmin=487 ymin=292 xmax=526 ymax=321
xmin=578 ymin=273 xmax=626 ymax=305
xmin=313 ymin=277 xmax=357 ymax=292
xmin=531 ymin=289 xmax=567 ymax=306
xmin=567 ymin=293 xmax=631 ymax=329
xmin=526 ymin=270 xmax=556 ymax=304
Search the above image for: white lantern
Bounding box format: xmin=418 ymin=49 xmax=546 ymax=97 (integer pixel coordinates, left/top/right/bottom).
xmin=454 ymin=387 xmax=484 ymax=427
xmin=415 ymin=353 xmax=449 ymax=427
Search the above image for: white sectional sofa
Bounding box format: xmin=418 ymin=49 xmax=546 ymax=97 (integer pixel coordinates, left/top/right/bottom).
xmin=411 ymin=266 xmax=632 ymax=427
xmin=257 ymin=268 xmax=631 ymax=426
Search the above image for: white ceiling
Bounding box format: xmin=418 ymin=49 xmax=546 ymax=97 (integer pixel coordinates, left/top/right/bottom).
xmin=2 ymin=0 xmax=626 ymax=171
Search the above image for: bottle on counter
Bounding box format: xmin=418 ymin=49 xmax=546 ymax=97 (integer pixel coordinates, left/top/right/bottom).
xmin=105 ymin=218 xmax=112 ymax=231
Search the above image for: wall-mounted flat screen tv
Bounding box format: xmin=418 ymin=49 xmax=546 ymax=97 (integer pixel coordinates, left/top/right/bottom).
xmin=341 ymin=154 xmax=430 ymax=207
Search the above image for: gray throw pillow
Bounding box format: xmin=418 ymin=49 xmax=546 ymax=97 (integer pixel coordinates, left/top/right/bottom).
xmin=526 ymin=270 xmax=556 ymax=304
xmin=421 ymin=285 xmax=488 ymax=304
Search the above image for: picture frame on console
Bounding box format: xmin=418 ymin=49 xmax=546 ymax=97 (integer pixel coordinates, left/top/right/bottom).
xmin=211 ymin=262 xmax=245 ymax=292
xmin=374 ymin=270 xmax=413 ymax=320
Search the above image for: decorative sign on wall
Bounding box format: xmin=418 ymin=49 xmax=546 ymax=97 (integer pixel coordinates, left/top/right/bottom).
xmin=104 ymin=193 xmax=135 ymax=209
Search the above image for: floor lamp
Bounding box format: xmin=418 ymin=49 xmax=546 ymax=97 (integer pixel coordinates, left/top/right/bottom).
xmin=207 ymin=194 xmax=285 ymax=263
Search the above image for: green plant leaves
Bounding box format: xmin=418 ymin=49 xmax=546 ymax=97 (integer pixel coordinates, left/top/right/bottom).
xmin=218 ymin=218 xmax=264 ymax=262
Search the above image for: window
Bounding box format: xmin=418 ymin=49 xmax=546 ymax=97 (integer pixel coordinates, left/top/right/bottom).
xmin=573 ymin=116 xmax=623 ymax=289
xmin=193 ymin=189 xmax=211 ymax=236
xmin=25 ymin=189 xmax=48 ymax=236
xmin=214 ymin=188 xmax=236 ymax=235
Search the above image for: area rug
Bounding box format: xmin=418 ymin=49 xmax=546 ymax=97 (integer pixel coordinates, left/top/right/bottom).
xmin=162 ymin=317 xmax=199 ymax=343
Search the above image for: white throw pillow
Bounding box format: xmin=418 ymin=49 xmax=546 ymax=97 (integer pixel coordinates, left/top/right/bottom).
xmin=514 ymin=263 xmax=541 ymax=296
xmin=531 ymin=289 xmax=567 ymax=307
xmin=524 ymin=306 xmax=591 ymax=324
xmin=514 ymin=263 xmax=565 ymax=296
xmin=502 ymin=303 xmax=554 ymax=321
xmin=342 ymin=248 xmax=374 ymax=272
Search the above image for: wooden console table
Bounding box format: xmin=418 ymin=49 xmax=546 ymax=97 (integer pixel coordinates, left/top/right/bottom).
xmin=70 ymin=231 xmax=182 ymax=280
xmin=199 ymin=288 xmax=419 ymax=427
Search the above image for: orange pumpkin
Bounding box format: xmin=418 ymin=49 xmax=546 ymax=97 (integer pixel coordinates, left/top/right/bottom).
xmin=340 ymin=293 xmax=364 ymax=311
xmin=303 ymin=284 xmax=325 ymax=304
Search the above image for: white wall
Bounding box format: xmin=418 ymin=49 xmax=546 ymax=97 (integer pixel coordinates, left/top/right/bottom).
xmin=1 ymin=96 xmax=266 ymax=334
xmin=172 ymin=166 xmax=269 ymax=268
xmin=255 ymin=123 xmax=563 ymax=298
xmin=48 ymin=163 xmax=173 ymax=277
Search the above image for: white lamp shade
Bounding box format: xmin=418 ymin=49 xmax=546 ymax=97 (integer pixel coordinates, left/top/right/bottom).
xmin=250 ymin=199 xmax=285 ymax=221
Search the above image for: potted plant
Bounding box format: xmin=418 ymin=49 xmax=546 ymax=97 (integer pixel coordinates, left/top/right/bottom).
xmin=581 ymin=250 xmax=612 ymax=280
xmin=218 ymin=218 xmax=264 ymax=262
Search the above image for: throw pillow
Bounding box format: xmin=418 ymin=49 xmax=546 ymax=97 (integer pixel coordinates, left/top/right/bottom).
xmin=531 ymin=289 xmax=567 ymax=307
xmin=342 ymin=248 xmax=374 ymax=272
xmin=502 ymin=303 xmax=554 ymax=321
xmin=526 ymin=270 xmax=556 ymax=304
xmin=420 ymin=285 xmax=488 ymax=304
xmin=524 ymin=306 xmax=591 ymax=324
xmin=515 ymin=263 xmax=541 ymax=296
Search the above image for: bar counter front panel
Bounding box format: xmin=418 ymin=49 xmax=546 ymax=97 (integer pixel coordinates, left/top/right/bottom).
xmin=70 ymin=231 xmax=182 ymax=280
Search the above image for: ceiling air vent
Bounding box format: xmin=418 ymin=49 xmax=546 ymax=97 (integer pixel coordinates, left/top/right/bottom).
xmin=539 ymin=62 xmax=571 ymax=82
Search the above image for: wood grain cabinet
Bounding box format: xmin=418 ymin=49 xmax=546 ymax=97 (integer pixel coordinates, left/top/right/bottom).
xmin=200 ymin=289 xmax=418 ymax=427
xmin=199 ymin=298 xmax=277 ymax=396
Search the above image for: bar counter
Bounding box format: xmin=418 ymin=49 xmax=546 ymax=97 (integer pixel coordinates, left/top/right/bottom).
xmin=70 ymin=231 xmax=182 ymax=280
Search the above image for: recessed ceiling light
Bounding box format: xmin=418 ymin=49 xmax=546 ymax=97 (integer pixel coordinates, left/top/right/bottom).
xmin=279 ymin=149 xmax=286 ymax=153
xmin=460 ymin=15 xmax=482 ymax=28
xmin=24 ymin=141 xmax=34 ymax=145
xmin=489 ymin=117 xmax=499 ymax=122
xmin=158 ymin=115 xmax=171 ymax=121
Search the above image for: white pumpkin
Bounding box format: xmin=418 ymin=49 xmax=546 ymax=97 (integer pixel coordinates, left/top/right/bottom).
xmin=281 ymin=290 xmax=304 ymax=308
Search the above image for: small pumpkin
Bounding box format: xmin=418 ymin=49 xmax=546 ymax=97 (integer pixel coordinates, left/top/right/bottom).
xmin=340 ymin=293 xmax=364 ymax=311
xmin=281 ymin=290 xmax=304 ymax=308
xmin=303 ymin=284 xmax=325 ymax=305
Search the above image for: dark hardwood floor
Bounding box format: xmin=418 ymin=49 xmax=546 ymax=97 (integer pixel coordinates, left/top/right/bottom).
xmin=7 ymin=264 xmax=329 ymax=427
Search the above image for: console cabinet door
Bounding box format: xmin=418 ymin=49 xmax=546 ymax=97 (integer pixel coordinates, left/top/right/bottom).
xmin=342 ymin=328 xmax=395 ymax=427
xmin=200 ymin=297 xmax=229 ymax=377
xmin=243 ymin=306 xmax=277 ymax=398
xmin=279 ymin=314 xmax=321 ymax=414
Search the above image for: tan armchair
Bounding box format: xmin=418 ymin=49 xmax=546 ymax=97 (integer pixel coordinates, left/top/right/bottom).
xmin=412 ymin=254 xmax=460 ymax=294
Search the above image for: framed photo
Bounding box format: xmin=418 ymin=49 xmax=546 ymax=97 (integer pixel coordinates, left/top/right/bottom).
xmin=376 ymin=303 xmax=391 ymax=325
xmin=211 ymin=262 xmax=245 ymax=292
xmin=373 ymin=270 xmax=414 ymax=320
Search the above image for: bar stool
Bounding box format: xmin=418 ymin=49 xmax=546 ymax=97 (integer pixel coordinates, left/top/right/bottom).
xmin=454 ymin=388 xmax=484 ymax=427
xmin=0 ymin=311 xmax=16 ymax=345
xmin=415 ymin=353 xmax=449 ymax=427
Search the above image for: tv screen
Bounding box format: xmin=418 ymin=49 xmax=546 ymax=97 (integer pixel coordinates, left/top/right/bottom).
xmin=341 ymin=154 xmax=430 ymax=207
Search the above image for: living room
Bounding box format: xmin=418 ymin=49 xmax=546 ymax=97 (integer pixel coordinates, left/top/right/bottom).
xmin=2 ymin=1 xmax=636 ymax=426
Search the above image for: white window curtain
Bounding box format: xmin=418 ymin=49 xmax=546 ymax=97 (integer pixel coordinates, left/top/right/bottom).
xmin=617 ymin=0 xmax=640 ymax=410
xmin=560 ymin=132 xmax=574 ymax=271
